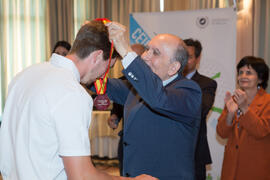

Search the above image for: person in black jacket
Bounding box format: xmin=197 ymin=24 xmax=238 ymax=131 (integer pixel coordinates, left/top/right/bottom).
xmin=183 ymin=38 xmax=217 ymax=180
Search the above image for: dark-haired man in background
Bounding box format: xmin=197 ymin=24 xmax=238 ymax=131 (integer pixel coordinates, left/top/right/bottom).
xmin=183 ymin=38 xmax=217 ymax=180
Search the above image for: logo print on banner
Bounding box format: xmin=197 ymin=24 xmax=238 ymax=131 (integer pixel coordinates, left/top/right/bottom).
xmin=129 ymin=14 xmax=151 ymax=45
xmin=196 ymin=16 xmax=209 ymax=29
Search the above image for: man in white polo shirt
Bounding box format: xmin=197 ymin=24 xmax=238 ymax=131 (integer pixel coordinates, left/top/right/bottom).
xmin=0 ymin=20 xmax=157 ymax=180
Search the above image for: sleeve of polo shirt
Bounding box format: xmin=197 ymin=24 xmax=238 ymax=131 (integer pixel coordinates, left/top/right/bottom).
xmin=51 ymin=91 xmax=91 ymax=156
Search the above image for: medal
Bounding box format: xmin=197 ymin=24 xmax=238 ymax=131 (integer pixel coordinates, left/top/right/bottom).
xmin=94 ymin=73 xmax=111 ymax=110
xmin=93 ymin=18 xmax=113 ymax=110
xmin=94 ymin=94 xmax=111 ymax=111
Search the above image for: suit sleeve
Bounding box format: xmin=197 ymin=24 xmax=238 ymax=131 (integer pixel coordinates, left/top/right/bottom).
xmin=216 ymin=108 xmax=234 ymax=138
xmin=240 ymin=98 xmax=270 ymax=139
xmin=122 ymin=57 xmax=202 ymax=124
xmin=109 ymin=76 xmax=128 ymax=119
xmin=201 ymin=79 xmax=217 ymax=119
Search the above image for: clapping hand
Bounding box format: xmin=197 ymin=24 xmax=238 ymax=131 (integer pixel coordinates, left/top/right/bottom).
xmin=233 ymin=89 xmax=249 ymax=113
xmin=224 ymin=91 xmax=238 ymax=125
xmin=225 ymin=91 xmax=238 ymax=114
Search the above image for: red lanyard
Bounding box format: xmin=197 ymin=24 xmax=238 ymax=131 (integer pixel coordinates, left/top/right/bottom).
xmin=94 ymin=41 xmax=114 ymax=94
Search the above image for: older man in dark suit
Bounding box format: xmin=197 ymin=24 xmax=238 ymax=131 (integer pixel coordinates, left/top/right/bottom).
xmin=102 ymin=22 xmax=202 ymax=180
xmin=183 ymin=38 xmax=217 ymax=180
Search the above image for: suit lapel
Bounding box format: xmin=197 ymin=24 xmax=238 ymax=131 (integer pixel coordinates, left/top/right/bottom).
xmin=248 ymin=89 xmax=265 ymax=111
xmin=191 ymin=71 xmax=200 ymax=81
xmin=166 ymin=73 xmax=184 ymax=87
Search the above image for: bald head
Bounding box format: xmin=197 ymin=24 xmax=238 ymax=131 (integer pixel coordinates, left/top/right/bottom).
xmin=141 ymin=33 xmax=188 ymax=80
xmin=152 ymin=34 xmax=188 ymax=73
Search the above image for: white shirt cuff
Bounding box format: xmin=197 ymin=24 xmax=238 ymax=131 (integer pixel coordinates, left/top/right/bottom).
xmin=121 ymin=52 xmax=138 ymax=69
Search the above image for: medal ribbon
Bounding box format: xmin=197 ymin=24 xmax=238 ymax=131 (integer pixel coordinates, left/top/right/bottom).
xmin=94 ymin=18 xmax=113 ymax=95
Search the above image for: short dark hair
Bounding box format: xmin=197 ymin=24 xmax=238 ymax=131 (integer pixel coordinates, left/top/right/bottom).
xmin=52 ymin=40 xmax=71 ymax=53
xmin=183 ymin=38 xmax=202 ymax=58
xmin=70 ymin=20 xmax=119 ymax=60
xmin=237 ymin=56 xmax=269 ymax=89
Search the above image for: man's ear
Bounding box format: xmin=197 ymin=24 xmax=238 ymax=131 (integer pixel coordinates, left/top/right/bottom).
xmin=90 ymin=50 xmax=103 ymax=64
xmin=168 ymin=61 xmax=181 ymax=76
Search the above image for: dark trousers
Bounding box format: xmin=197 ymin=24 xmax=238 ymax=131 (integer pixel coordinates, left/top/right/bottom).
xmin=195 ymin=163 xmax=206 ymax=180
xmin=118 ymin=133 xmax=123 ymax=176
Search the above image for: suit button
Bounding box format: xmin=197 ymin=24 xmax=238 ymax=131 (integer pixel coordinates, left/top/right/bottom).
xmin=126 ymin=173 xmax=130 ymax=177
xmin=123 ymin=142 xmax=129 ymax=146
xmin=236 ymin=145 xmax=239 ymax=149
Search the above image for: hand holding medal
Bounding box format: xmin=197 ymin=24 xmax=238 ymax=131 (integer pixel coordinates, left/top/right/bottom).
xmin=93 ymin=19 xmax=129 ymax=110
xmin=105 ymin=21 xmax=133 ymax=58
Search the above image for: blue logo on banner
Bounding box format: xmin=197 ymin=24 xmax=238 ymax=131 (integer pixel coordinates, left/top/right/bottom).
xmin=129 ymin=14 xmax=151 ymax=45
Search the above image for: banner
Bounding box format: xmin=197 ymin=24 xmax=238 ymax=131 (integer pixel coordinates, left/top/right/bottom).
xmin=130 ymin=8 xmax=237 ymax=179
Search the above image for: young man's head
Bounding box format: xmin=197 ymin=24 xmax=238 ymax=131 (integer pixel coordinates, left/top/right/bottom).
xmin=183 ymin=38 xmax=202 ymax=75
xmin=70 ymin=20 xmax=119 ymax=60
xmin=68 ymin=20 xmax=119 ymax=85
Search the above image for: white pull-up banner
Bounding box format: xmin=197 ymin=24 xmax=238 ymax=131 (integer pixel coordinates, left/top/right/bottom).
xmin=130 ymin=8 xmax=237 ymax=179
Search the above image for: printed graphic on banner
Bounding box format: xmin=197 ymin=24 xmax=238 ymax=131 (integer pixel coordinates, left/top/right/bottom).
xmin=129 ymin=14 xmax=151 ymax=45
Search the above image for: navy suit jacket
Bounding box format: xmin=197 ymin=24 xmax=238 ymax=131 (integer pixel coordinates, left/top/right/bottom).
xmin=191 ymin=71 xmax=217 ymax=166
xmin=106 ymin=57 xmax=202 ymax=180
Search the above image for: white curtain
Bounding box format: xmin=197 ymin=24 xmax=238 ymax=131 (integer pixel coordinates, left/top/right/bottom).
xmin=46 ymin=0 xmax=74 ymax=53
xmin=0 ymin=0 xmax=47 ymax=120
xmin=164 ymin=0 xmax=233 ymax=10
